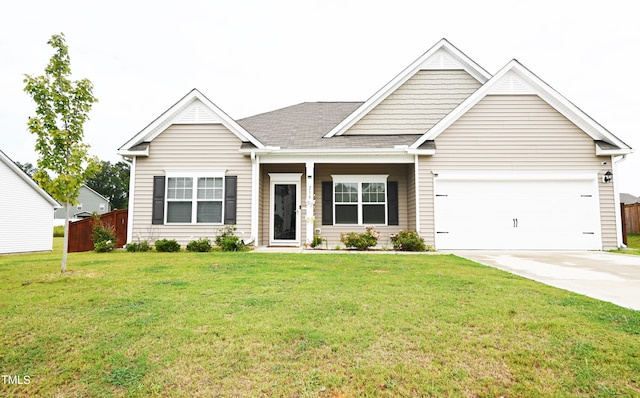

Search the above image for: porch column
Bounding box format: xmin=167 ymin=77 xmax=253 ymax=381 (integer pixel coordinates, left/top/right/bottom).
xmin=305 ymin=161 xmax=315 ymax=246
xmin=251 ymin=153 xmax=260 ymax=246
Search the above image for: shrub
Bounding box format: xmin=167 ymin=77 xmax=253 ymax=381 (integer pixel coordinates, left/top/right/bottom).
xmin=91 ymin=218 xmax=117 ymax=253
xmin=390 ymin=230 xmax=427 ymax=251
xmin=53 ymin=225 xmax=65 ymax=237
xmin=126 ymin=241 xmax=152 ymax=252
xmin=215 ymin=225 xmax=244 ymax=252
xmin=310 ymin=235 xmax=325 ymax=248
xmin=340 ymin=226 xmax=380 ymax=251
xmin=155 ymin=239 xmax=181 ymax=252
xmin=186 ymin=238 xmax=212 ymax=252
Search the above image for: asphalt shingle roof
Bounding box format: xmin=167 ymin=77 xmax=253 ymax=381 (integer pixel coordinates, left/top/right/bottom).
xmin=237 ymin=102 xmax=424 ymax=149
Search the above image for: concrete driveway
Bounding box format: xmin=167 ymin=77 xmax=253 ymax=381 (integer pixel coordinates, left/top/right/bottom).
xmin=451 ymin=251 xmax=640 ymax=311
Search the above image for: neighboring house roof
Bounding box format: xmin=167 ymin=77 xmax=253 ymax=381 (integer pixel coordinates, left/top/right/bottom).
xmin=410 ymin=59 xmax=632 ymax=154
xmin=0 ymin=149 xmax=60 ymax=208
xmin=82 ymin=184 xmax=110 ymax=204
xmin=118 ymin=89 xmax=266 ymax=155
xmin=621 ymin=193 xmax=640 ymax=204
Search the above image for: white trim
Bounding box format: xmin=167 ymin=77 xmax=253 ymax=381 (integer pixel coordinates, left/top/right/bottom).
xmin=269 ymin=173 xmax=302 ymax=246
xmin=164 ymin=173 xmax=226 ymax=225
xmin=119 ymin=89 xmax=265 ymax=151
xmin=305 ymin=161 xmax=315 ymax=245
xmin=324 ymin=39 xmax=491 ymax=138
xmin=126 ymin=156 xmax=136 ymax=244
xmin=331 ymin=175 xmax=390 ymax=226
xmin=434 ymin=171 xmax=599 ymax=181
xmin=257 ymin=153 xmax=416 ymax=164
xmin=411 ymin=60 xmax=632 ymax=152
xmin=118 ymin=148 xmax=149 ymax=157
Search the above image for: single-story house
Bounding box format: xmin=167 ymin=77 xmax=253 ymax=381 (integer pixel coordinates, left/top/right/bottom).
xmin=0 ymin=150 xmax=60 ymax=254
xmin=118 ymin=39 xmax=633 ymax=250
xmin=54 ymin=185 xmax=111 ymax=225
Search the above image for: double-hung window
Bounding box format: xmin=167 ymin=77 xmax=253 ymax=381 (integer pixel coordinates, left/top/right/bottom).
xmin=332 ymin=175 xmax=388 ymax=225
xmin=166 ymin=171 xmax=225 ymax=224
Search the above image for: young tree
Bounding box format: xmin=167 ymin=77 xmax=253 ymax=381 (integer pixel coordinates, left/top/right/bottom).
xmin=24 ymin=33 xmax=98 ymax=272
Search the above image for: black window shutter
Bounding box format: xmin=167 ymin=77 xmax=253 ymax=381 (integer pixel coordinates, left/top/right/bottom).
xmin=224 ymin=176 xmax=237 ymax=224
xmin=152 ymin=176 xmax=165 ymax=225
xmin=322 ymin=181 xmax=333 ymax=225
xmin=388 ymin=181 xmax=399 ymax=225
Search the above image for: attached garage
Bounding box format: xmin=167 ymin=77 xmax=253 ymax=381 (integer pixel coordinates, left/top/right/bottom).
xmin=434 ymin=173 xmax=602 ymax=250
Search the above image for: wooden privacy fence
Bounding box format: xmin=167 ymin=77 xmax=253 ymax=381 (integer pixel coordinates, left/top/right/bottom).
xmin=624 ymin=203 xmax=640 ymax=235
xmin=68 ymin=209 xmax=128 ymax=253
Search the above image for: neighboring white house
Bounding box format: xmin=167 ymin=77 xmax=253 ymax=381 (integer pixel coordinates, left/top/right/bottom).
xmin=0 ymin=150 xmax=60 ymax=254
xmin=119 ymin=39 xmax=633 ymax=250
xmin=54 ymin=185 xmax=111 ymax=226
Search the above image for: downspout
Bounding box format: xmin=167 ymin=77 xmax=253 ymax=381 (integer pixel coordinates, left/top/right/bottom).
xmin=414 ymin=155 xmax=421 ymax=235
xmin=126 ymin=156 xmax=136 ymax=245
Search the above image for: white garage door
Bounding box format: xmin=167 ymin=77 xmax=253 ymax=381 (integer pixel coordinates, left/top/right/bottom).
xmin=434 ymin=174 xmax=602 ymax=250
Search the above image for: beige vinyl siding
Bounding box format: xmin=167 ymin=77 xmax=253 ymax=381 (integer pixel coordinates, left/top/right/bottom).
xmin=345 ymin=70 xmax=481 ymax=135
xmin=407 ymin=164 xmax=416 ymax=231
xmin=313 ymin=164 xmax=410 ymax=247
xmin=131 ymin=124 xmax=252 ymax=245
xmin=418 ymin=95 xmax=616 ymax=248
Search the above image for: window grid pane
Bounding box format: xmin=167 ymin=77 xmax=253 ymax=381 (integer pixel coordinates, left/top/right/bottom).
xmin=197 ymin=177 xmax=223 ymax=200
xmin=168 ymin=177 xmax=193 ymax=200
xmin=335 ymin=183 xmax=358 ymax=203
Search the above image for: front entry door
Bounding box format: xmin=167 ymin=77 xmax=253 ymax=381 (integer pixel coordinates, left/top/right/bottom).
xmin=269 ymin=174 xmax=301 ymax=245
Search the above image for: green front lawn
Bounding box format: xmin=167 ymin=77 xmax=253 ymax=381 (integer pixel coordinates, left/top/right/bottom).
xmin=1 ymin=239 xmax=639 ymax=397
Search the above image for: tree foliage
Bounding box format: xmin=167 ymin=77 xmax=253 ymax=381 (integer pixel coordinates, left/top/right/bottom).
xmin=15 ymin=161 xmax=38 ymax=178
xmin=85 ymin=160 xmax=130 ymax=209
xmin=23 ymin=33 xmax=98 ymax=272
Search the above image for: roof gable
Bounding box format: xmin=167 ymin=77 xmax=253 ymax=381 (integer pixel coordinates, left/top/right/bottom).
xmin=324 ymin=38 xmax=492 ymax=138
xmin=118 ymin=89 xmax=265 ymax=154
xmin=410 ymin=60 xmax=632 ymax=153
xmin=0 ymin=150 xmax=60 ymax=208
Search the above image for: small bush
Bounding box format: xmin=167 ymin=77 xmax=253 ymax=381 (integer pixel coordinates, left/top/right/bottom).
xmin=215 ymin=225 xmax=244 ymax=252
xmin=53 ymin=225 xmax=65 ymax=237
xmin=155 ymin=239 xmax=181 ymax=252
xmin=126 ymin=241 xmax=152 ymax=252
xmin=340 ymin=226 xmax=380 ymax=251
xmin=186 ymin=238 xmax=212 ymax=252
xmin=91 ymin=217 xmax=117 ymax=253
xmin=310 ymin=235 xmax=325 ymax=248
xmin=390 ymin=230 xmax=427 ymax=251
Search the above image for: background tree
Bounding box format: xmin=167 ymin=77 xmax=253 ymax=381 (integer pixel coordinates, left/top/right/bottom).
xmin=15 ymin=161 xmax=38 ymax=178
xmin=24 ymin=33 xmax=98 ymax=272
xmin=85 ymin=160 xmax=130 ymax=209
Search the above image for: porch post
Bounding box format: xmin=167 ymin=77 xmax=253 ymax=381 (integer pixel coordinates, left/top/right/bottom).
xmin=305 ymin=161 xmax=315 ymax=246
xmin=251 ymin=152 xmax=260 ymax=246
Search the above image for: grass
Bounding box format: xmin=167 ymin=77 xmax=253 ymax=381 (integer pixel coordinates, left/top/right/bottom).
xmin=1 ymin=239 xmax=639 ymax=397
xmin=613 ymin=233 xmax=640 ymax=255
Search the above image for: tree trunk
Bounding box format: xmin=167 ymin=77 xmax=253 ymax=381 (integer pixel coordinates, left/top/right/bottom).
xmin=62 ymin=202 xmax=70 ymax=273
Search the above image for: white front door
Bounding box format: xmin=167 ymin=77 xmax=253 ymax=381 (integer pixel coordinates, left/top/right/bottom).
xmin=269 ymin=173 xmax=302 ymax=246
xmin=434 ymin=174 xmax=602 ymax=250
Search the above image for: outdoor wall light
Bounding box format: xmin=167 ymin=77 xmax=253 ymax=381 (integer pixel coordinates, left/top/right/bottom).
xmin=603 ymin=170 xmax=613 ymax=183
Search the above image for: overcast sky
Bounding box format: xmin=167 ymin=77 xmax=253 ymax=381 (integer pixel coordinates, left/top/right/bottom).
xmin=1 ymin=0 xmax=638 ymax=195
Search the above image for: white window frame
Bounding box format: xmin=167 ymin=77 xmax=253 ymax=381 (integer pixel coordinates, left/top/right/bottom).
xmin=331 ymin=175 xmax=389 ymax=226
xmin=165 ymin=170 xmax=226 ymax=224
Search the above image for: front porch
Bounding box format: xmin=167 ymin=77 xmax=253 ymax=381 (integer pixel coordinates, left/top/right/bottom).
xmin=256 ymin=162 xmax=416 ymax=248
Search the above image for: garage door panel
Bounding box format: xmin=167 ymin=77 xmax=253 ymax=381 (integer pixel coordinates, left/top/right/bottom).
xmin=434 ymin=177 xmax=601 ymax=250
